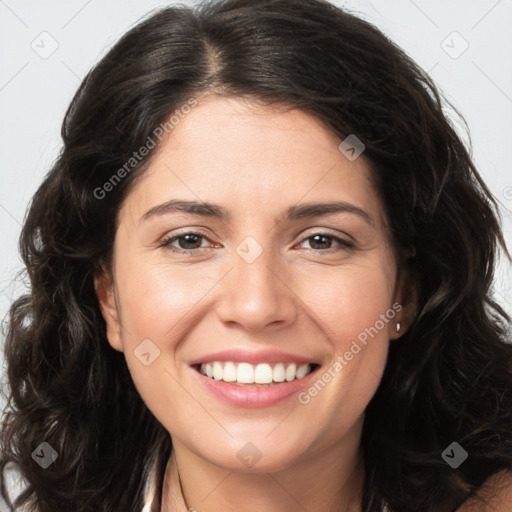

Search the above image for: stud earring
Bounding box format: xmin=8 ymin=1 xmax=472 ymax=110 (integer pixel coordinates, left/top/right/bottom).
xmin=396 ymin=322 xmax=401 ymax=333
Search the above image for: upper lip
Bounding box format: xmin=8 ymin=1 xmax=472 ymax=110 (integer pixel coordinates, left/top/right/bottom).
xmin=189 ymin=349 xmax=319 ymax=366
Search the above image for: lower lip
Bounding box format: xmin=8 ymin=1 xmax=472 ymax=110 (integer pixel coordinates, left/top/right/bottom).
xmin=194 ymin=366 xmax=319 ymax=408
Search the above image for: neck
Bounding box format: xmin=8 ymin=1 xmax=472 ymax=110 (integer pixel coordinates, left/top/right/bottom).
xmin=169 ymin=419 xmax=365 ymax=512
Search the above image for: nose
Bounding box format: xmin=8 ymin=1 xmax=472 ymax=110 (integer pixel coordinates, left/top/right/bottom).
xmin=215 ymin=240 xmax=298 ymax=332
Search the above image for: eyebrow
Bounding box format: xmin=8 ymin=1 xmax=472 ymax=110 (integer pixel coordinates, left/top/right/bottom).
xmin=140 ymin=199 xmax=374 ymax=227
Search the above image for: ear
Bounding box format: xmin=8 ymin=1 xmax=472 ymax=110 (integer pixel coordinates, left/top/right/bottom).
xmin=94 ymin=265 xmax=124 ymax=352
xmin=390 ymin=264 xmax=418 ymax=340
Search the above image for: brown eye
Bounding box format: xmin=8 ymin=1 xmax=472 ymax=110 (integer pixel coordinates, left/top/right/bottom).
xmin=308 ymin=234 xmax=334 ymax=250
xmin=175 ymin=233 xmax=203 ymax=250
xmin=160 ymin=232 xmax=210 ymax=252
xmin=299 ymin=233 xmax=354 ymax=252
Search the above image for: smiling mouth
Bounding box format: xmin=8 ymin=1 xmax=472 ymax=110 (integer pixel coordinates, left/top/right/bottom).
xmin=194 ymin=361 xmax=319 ymax=386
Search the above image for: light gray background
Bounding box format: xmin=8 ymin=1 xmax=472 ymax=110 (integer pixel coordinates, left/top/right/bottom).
xmin=1 ymin=0 xmax=511 ymax=504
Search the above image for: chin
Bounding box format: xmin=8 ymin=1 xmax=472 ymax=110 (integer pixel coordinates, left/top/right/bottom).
xmin=195 ymin=435 xmax=311 ymax=473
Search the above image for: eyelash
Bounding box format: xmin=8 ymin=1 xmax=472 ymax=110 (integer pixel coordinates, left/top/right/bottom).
xmin=159 ymin=231 xmax=355 ymax=254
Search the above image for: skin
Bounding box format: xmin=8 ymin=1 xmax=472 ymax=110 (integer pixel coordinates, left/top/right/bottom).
xmin=458 ymin=470 xmax=512 ymax=512
xmin=94 ymin=95 xmax=417 ymax=512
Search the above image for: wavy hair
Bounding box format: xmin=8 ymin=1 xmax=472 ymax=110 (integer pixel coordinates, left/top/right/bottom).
xmin=1 ymin=0 xmax=511 ymax=510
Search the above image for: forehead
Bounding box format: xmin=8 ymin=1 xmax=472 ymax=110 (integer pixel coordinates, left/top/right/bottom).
xmin=119 ymin=95 xmax=385 ymax=228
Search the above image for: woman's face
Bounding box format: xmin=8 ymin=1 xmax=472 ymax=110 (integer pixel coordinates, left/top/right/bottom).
xmin=95 ymin=95 xmax=408 ymax=472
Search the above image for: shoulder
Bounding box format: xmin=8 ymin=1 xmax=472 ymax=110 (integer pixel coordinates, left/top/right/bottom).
xmin=457 ymin=470 xmax=512 ymax=512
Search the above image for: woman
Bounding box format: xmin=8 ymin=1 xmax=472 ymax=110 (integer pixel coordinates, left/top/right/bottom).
xmin=1 ymin=0 xmax=511 ymax=510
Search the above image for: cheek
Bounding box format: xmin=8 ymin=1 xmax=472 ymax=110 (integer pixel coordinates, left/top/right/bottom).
xmin=112 ymin=257 xmax=198 ymax=430
xmin=292 ymin=262 xmax=394 ymax=420
xmin=115 ymin=253 xmax=216 ymax=341
xmin=296 ymin=260 xmax=396 ymax=346
xmin=111 ymin=254 xmax=223 ymax=421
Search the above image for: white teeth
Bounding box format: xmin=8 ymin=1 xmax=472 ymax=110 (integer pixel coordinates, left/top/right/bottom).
xmin=213 ymin=361 xmax=223 ymax=380
xmin=237 ymin=362 xmax=254 ymax=383
xmin=273 ymin=363 xmax=285 ymax=382
xmin=296 ymin=364 xmax=309 ymax=379
xmin=199 ymin=361 xmax=314 ymax=384
xmin=254 ymin=363 xmax=273 ymax=384
xmin=223 ymin=362 xmax=237 ymax=382
xmin=285 ymin=363 xmax=297 ymax=382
